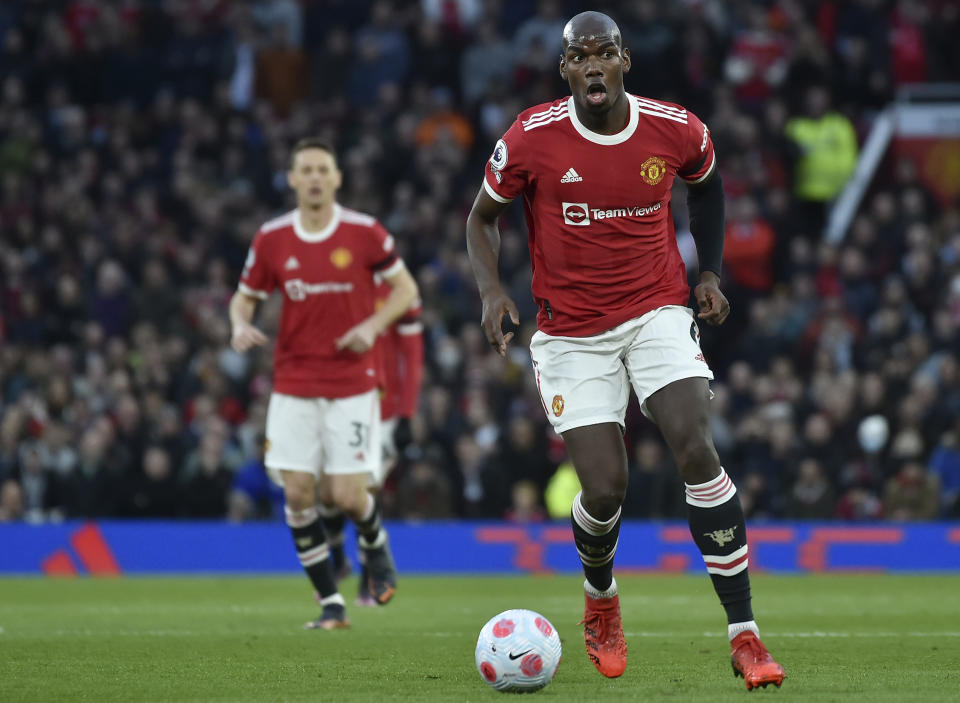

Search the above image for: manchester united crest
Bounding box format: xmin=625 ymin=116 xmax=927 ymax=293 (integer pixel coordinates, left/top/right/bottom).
xmin=551 ymin=394 xmax=565 ymax=417
xmin=640 ymin=156 xmax=666 ymax=185
xmin=330 ymin=247 xmax=353 ymax=269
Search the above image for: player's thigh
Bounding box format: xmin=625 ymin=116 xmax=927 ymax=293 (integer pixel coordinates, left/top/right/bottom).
xmin=369 ymin=416 xmax=399 ymax=489
xmin=624 ymin=305 xmax=714 ymax=420
xmin=529 ymin=329 xmax=630 ymax=434
xmin=264 ymin=393 xmax=324 ymax=484
xmin=320 ymin=389 xmax=381 ymax=478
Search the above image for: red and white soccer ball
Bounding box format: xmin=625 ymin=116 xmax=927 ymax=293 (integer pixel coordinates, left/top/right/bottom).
xmin=475 ymin=609 xmax=562 ymax=692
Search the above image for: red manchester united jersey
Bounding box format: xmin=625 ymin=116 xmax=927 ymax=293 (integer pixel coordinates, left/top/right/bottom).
xmin=239 ymin=205 xmax=401 ymax=398
xmin=484 ymin=94 xmax=716 ymax=336
xmin=374 ymin=278 xmax=424 ymax=421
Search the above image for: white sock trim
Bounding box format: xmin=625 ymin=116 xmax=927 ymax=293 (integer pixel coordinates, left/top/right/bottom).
xmin=320 ymin=593 xmax=346 ymax=607
xmin=584 ymin=577 xmax=618 ymax=600
xmin=728 ymin=620 xmax=759 ymax=641
xmin=359 ymin=530 xmax=386 ymax=550
xmin=685 ymin=468 xmax=737 ymax=508
xmin=284 ymin=504 xmax=319 ymax=528
xmin=572 ymin=492 xmax=621 ymax=536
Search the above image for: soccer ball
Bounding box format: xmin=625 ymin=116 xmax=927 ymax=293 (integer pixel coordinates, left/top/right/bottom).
xmin=475 ymin=609 xmax=562 ymax=692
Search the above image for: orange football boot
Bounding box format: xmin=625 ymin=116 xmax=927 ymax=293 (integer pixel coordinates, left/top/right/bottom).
xmin=304 ymin=603 xmax=350 ymax=630
xmin=580 ymin=592 xmax=627 ymax=678
xmin=730 ymin=630 xmax=785 ymax=690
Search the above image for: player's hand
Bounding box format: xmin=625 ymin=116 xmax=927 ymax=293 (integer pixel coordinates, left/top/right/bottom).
xmin=335 ymin=319 xmax=379 ymax=353
xmin=231 ymin=321 xmax=269 ymax=352
xmin=480 ymin=286 xmax=520 ymax=357
xmin=694 ymin=272 xmax=730 ymax=326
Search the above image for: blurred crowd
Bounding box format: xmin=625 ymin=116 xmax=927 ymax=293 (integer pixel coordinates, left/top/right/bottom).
xmin=1 ymin=0 xmax=959 ymax=524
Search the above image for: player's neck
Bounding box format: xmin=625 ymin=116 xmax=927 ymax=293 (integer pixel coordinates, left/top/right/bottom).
xmin=298 ymin=202 xmax=336 ymax=232
xmin=574 ymin=92 xmax=630 ymax=135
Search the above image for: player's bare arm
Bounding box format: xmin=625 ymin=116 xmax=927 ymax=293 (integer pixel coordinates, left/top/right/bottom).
xmin=466 ymin=186 xmax=519 ymax=357
xmin=336 ymin=264 xmax=418 ymax=354
xmin=228 ymin=291 xmax=269 ymax=352
xmin=687 ymin=172 xmax=730 ymax=326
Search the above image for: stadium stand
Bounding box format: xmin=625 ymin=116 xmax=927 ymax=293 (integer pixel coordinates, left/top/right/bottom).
xmin=1 ymin=0 xmax=958 ymax=524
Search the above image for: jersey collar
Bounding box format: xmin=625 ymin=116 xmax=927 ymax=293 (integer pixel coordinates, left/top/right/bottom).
xmin=567 ymin=94 xmax=639 ymax=145
xmin=293 ymin=203 xmax=341 ymax=243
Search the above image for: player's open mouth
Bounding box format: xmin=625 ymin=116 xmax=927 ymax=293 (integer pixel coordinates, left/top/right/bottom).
xmin=586 ymin=83 xmax=606 ymax=106
xmin=309 ymin=187 xmax=321 ymax=196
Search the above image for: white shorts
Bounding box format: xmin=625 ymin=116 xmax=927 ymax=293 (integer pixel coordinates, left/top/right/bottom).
xmin=264 ymin=390 xmax=381 ymax=483
xmin=529 ymin=305 xmax=713 ymax=434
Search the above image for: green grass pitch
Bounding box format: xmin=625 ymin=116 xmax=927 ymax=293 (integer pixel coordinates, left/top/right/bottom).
xmin=2 ymin=574 xmax=959 ymax=702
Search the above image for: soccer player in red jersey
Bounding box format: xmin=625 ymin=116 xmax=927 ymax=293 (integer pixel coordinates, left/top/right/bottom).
xmin=465 ymin=12 xmax=785 ymax=690
xmin=229 ymin=138 xmax=418 ymax=630
xmin=322 ymin=287 xmax=424 ymax=606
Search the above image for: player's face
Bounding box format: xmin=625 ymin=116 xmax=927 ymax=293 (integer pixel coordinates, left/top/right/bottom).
xmin=287 ymin=148 xmax=342 ymax=209
xmin=560 ymin=36 xmax=631 ymax=113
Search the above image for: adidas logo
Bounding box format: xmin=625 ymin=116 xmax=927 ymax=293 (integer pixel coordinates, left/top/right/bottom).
xmin=560 ymin=167 xmax=582 ymax=183
xmin=284 ymin=256 xmax=300 ymax=270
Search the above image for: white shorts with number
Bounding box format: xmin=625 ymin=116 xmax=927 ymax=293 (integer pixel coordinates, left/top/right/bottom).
xmin=529 ymin=305 xmax=714 ymax=434
xmin=264 ymin=390 xmax=381 ymax=483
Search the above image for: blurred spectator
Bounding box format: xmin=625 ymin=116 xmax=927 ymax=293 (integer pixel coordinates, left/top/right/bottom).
xmin=928 ymin=419 xmax=960 ymax=517
xmin=393 ymin=458 xmax=455 ymax=519
xmin=125 ymin=446 xmax=179 ymax=518
xmin=784 ymin=85 xmax=858 ymax=236
xmin=623 ymin=437 xmax=683 ymax=519
xmin=785 ymin=458 xmax=836 ymax=519
xmin=883 ymin=460 xmax=940 ymax=521
xmin=544 ymin=460 xmax=580 ymax=520
xmin=505 ymin=479 xmax=547 ymax=523
xmin=227 ymin=434 xmax=283 ymax=522
xmin=0 ymin=479 xmax=24 ymax=522
xmin=723 ymin=195 xmax=776 ymax=295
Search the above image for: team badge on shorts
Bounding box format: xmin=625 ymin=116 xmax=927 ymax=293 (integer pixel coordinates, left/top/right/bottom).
xmin=640 ymin=156 xmax=666 ymax=185
xmin=551 ymin=395 xmax=565 ymax=417
xmin=690 ymin=320 xmax=701 ymax=345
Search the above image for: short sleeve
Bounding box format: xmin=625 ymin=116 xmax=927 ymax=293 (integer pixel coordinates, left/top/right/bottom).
xmin=483 ymin=118 xmax=531 ymax=203
xmin=238 ymin=230 xmax=275 ymax=299
xmin=365 ymin=220 xmax=402 ymax=276
xmin=677 ymin=110 xmax=717 ymax=184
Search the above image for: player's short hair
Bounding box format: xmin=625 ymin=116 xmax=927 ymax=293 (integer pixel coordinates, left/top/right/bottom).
xmin=289 ymin=138 xmax=337 ymax=169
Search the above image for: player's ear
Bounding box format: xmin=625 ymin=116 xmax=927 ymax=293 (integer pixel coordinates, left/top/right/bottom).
xmin=621 ymin=47 xmax=631 ymax=74
xmin=286 ymin=169 xmax=296 ymax=190
xmin=333 ymin=167 xmax=343 ymax=191
xmin=559 ymin=55 xmax=567 ymax=81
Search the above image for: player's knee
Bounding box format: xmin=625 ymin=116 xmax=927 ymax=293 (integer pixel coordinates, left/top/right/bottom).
xmin=580 ymin=475 xmax=627 ymax=520
xmin=673 ymin=435 xmax=720 ymax=484
xmin=329 ymin=477 xmax=368 ymax=516
xmin=282 ymin=475 xmax=316 ymax=511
